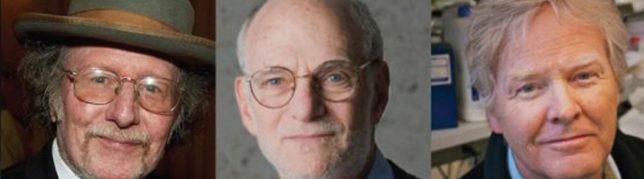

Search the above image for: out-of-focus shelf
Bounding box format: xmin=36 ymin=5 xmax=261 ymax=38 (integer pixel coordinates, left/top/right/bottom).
xmin=431 ymin=121 xmax=491 ymax=152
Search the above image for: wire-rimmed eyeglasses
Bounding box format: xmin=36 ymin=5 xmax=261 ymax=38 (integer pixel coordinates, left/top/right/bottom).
xmin=244 ymin=59 xmax=377 ymax=109
xmin=61 ymin=67 xmax=181 ymax=114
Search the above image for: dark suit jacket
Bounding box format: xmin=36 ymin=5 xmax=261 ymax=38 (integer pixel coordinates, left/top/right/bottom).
xmin=1 ymin=141 xmax=165 ymax=179
xmin=387 ymin=159 xmax=421 ymax=179
xmin=461 ymin=130 xmax=644 ymax=179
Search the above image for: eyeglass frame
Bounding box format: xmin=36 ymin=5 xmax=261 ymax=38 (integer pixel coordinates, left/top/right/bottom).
xmin=243 ymin=59 xmax=380 ymax=109
xmin=60 ymin=66 xmax=182 ymax=115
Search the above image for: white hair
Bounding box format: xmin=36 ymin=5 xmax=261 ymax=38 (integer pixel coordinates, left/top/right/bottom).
xmin=466 ymin=0 xmax=628 ymax=108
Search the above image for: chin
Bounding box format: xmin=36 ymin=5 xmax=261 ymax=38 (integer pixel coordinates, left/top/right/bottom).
xmin=274 ymin=153 xmax=337 ymax=179
xmin=83 ymin=158 xmax=148 ymax=179
xmin=542 ymin=157 xmax=604 ymax=179
xmin=81 ymin=144 xmax=151 ymax=179
xmin=91 ymin=169 xmax=145 ymax=179
xmin=544 ymin=169 xmax=600 ymax=179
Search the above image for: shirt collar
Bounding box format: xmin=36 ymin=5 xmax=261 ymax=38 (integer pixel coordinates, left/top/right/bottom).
xmin=52 ymin=138 xmax=82 ymax=179
xmin=507 ymin=147 xmax=622 ymax=179
xmin=366 ymin=148 xmax=394 ymax=179
xmin=507 ymin=147 xmax=524 ymax=179
xmin=607 ymin=155 xmax=622 ymax=179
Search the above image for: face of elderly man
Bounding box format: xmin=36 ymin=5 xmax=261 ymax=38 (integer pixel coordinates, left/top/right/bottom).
xmin=235 ymin=0 xmax=387 ymax=178
xmin=488 ymin=5 xmax=619 ymax=179
xmin=57 ymin=45 xmax=178 ymax=179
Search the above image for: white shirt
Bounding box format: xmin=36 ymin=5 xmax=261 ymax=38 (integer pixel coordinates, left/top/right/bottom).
xmin=52 ymin=138 xmax=81 ymax=179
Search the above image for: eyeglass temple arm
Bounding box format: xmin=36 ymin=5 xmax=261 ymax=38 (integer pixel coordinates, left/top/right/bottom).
xmin=58 ymin=65 xmax=77 ymax=76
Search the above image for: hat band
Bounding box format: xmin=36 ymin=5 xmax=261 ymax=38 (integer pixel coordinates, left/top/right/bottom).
xmin=72 ymin=10 xmax=178 ymax=32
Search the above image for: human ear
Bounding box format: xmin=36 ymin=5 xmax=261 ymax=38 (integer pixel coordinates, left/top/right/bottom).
xmin=235 ymin=77 xmax=257 ymax=136
xmin=487 ymin=107 xmax=503 ymax=134
xmin=370 ymin=60 xmax=389 ymax=125
xmin=50 ymin=102 xmax=58 ymax=123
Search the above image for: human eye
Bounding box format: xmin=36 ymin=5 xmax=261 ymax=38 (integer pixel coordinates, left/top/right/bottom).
xmin=267 ymin=78 xmax=283 ymax=86
xmin=256 ymin=74 xmax=292 ymax=92
xmin=572 ymin=71 xmax=599 ymax=85
xmin=260 ymin=76 xmax=287 ymax=88
xmin=515 ymin=83 xmax=541 ymax=99
xmin=319 ymin=69 xmax=354 ymax=90
xmin=326 ymin=73 xmax=347 ymax=83
xmin=87 ymin=73 xmax=116 ymax=86
xmin=91 ymin=76 xmax=108 ymax=84
xmin=252 ymin=67 xmax=294 ymax=91
xmin=140 ymin=78 xmax=170 ymax=94
xmin=143 ymin=84 xmax=161 ymax=93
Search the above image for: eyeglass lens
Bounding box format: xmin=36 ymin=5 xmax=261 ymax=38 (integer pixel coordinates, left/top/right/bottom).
xmin=249 ymin=60 xmax=362 ymax=108
xmin=72 ymin=68 xmax=179 ymax=113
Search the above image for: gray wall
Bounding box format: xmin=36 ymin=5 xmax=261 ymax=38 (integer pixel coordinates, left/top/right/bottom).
xmin=216 ymin=0 xmax=432 ymax=178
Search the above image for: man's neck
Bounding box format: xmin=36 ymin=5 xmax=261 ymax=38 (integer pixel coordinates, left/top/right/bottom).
xmin=52 ymin=138 xmax=82 ymax=179
xmin=355 ymin=145 xmax=377 ymax=179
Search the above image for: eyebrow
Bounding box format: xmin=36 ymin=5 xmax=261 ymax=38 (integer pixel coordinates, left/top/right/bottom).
xmin=562 ymin=56 xmax=604 ymax=75
xmin=512 ymin=54 xmax=601 ymax=79
xmin=504 ymin=55 xmax=603 ymax=93
xmin=253 ymin=58 xmax=352 ymax=72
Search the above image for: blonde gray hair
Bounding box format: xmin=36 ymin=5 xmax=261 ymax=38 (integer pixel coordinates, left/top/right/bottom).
xmin=466 ymin=0 xmax=628 ymax=107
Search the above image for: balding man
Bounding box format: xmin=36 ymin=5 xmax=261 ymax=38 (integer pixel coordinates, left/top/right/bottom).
xmin=234 ymin=0 xmax=419 ymax=178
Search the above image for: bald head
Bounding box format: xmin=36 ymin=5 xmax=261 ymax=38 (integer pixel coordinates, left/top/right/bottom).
xmin=236 ymin=0 xmax=382 ymax=73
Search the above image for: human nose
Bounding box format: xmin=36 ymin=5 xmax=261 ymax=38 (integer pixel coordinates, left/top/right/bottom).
xmin=287 ymin=78 xmax=326 ymax=121
xmin=106 ymin=81 xmax=139 ymax=128
xmin=546 ymin=81 xmax=581 ymax=123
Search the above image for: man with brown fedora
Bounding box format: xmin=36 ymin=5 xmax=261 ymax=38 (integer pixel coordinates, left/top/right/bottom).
xmin=1 ymin=0 xmax=215 ymax=178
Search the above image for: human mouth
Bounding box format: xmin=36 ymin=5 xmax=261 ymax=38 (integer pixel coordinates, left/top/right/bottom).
xmin=284 ymin=132 xmax=335 ymax=141
xmin=540 ymin=134 xmax=594 ymax=150
xmin=96 ymin=136 xmax=144 ymax=151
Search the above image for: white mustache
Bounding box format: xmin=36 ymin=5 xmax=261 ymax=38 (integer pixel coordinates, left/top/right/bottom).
xmin=278 ymin=121 xmax=343 ymax=137
xmin=86 ymin=125 xmax=151 ymax=145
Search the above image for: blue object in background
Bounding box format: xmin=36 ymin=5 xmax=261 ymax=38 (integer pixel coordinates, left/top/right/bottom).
xmin=431 ymin=43 xmax=459 ymax=130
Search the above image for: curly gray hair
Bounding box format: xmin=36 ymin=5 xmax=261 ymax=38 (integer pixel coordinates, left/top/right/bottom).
xmin=18 ymin=39 xmax=212 ymax=145
xmin=466 ymin=0 xmax=628 ymax=108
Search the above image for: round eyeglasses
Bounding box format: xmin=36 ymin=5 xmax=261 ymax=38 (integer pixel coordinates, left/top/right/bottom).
xmin=61 ymin=67 xmax=181 ymax=114
xmin=245 ymin=59 xmax=377 ymax=109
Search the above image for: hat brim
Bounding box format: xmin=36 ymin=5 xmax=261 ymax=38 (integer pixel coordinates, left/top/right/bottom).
xmin=13 ymin=13 xmax=215 ymax=65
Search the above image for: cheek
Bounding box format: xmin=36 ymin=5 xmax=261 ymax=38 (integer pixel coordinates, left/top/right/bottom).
xmin=578 ymin=83 xmax=619 ymax=119
xmin=252 ymin=106 xmax=284 ymax=147
xmin=143 ymin=113 xmax=175 ymax=143
xmin=495 ymin=98 xmax=549 ymax=147
xmin=327 ymin=102 xmax=356 ymax=127
xmin=577 ymin=83 xmax=619 ymax=148
xmin=253 ymin=106 xmax=281 ymax=131
xmin=61 ymin=85 xmax=104 ymax=133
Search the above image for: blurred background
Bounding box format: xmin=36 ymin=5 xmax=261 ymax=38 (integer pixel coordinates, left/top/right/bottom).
xmin=216 ymin=0 xmax=432 ymax=178
xmin=429 ymin=0 xmax=644 ymax=178
xmin=0 ymin=0 xmax=215 ymax=178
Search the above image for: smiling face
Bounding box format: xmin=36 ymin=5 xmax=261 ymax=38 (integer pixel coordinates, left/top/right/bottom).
xmin=488 ymin=5 xmax=620 ymax=179
xmin=57 ymin=45 xmax=178 ymax=179
xmin=234 ymin=0 xmax=387 ymax=178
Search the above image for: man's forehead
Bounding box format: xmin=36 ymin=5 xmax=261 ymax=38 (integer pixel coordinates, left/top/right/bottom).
xmin=65 ymin=45 xmax=178 ymax=78
xmin=244 ymin=0 xmax=364 ymax=71
xmin=246 ymin=0 xmax=351 ymax=41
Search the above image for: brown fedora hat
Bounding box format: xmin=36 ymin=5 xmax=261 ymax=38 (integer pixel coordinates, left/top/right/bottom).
xmin=13 ymin=0 xmax=215 ymax=65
